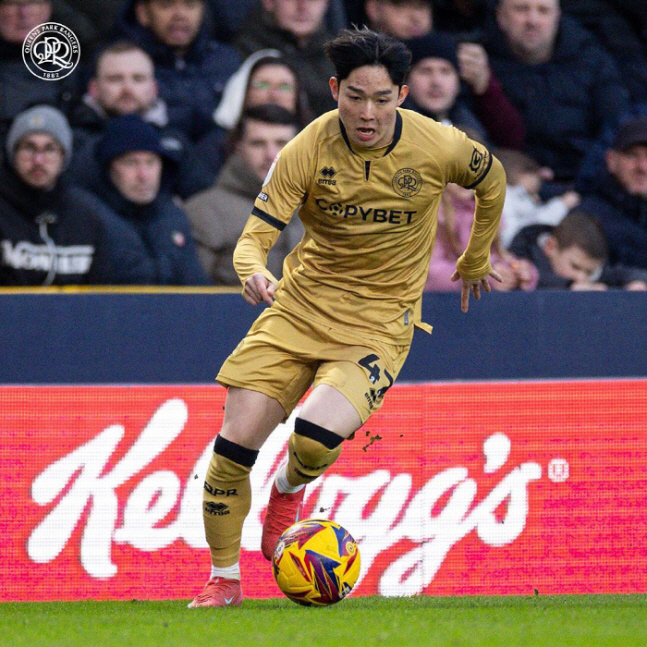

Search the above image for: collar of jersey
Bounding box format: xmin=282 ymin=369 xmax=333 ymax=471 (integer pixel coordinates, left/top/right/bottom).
xmin=339 ymin=110 xmax=403 ymax=158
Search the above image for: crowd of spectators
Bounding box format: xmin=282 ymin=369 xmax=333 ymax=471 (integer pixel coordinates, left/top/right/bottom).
xmin=1 ymin=0 xmax=646 ymax=290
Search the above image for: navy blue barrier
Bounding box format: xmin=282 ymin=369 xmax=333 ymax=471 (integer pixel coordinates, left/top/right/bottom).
xmin=0 ymin=289 xmax=645 ymax=383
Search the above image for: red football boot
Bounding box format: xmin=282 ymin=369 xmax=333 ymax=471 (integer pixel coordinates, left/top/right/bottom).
xmin=261 ymin=483 xmax=305 ymax=561
xmin=187 ymin=577 xmax=243 ymax=608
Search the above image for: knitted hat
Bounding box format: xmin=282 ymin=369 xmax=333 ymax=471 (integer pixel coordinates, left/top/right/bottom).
xmin=611 ymin=117 xmax=647 ymax=152
xmin=406 ymin=31 xmax=460 ymax=71
xmin=6 ymin=105 xmax=73 ymax=167
xmin=96 ymin=114 xmax=170 ymax=169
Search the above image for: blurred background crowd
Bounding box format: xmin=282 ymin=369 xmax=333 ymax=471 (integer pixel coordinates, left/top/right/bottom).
xmin=1 ymin=0 xmax=647 ymax=292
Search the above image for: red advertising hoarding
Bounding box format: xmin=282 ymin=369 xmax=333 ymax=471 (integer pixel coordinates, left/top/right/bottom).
xmin=2 ymin=381 xmax=646 ymax=601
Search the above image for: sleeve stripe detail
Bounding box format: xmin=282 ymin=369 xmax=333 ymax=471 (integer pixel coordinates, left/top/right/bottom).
xmin=251 ymin=206 xmax=286 ymax=231
xmin=465 ymin=152 xmax=493 ymax=189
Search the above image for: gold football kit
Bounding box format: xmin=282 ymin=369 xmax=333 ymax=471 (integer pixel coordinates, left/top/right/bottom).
xmin=217 ymin=108 xmax=506 ymax=421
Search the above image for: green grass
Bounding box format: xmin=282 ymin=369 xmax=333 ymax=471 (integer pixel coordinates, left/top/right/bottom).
xmin=2 ymin=595 xmax=646 ymax=647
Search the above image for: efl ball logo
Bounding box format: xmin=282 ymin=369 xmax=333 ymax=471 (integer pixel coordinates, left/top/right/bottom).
xmin=22 ymin=22 xmax=80 ymax=81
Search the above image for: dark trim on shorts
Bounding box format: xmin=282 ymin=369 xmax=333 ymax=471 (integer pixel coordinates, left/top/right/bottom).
xmin=252 ymin=206 xmax=286 ymax=231
xmin=295 ymin=417 xmax=344 ymax=449
xmin=214 ymin=434 xmax=259 ymax=467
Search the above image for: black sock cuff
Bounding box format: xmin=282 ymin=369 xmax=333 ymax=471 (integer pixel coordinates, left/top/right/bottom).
xmin=294 ymin=417 xmax=344 ymax=450
xmin=214 ymin=435 xmax=259 ymax=467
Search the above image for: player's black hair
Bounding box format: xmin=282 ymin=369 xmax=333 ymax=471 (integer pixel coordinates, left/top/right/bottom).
xmin=324 ymin=27 xmax=412 ymax=86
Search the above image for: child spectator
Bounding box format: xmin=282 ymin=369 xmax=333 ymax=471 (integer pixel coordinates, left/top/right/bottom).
xmin=496 ymin=148 xmax=580 ymax=249
xmin=509 ymin=210 xmax=647 ymax=290
xmin=425 ymin=182 xmax=538 ymax=292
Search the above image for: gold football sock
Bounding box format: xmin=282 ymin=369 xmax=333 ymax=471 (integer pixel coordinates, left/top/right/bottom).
xmin=203 ymin=435 xmax=258 ymax=569
xmin=285 ymin=417 xmax=344 ymax=487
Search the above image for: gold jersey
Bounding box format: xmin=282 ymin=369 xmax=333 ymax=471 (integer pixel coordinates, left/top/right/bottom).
xmin=234 ymin=108 xmax=506 ymax=346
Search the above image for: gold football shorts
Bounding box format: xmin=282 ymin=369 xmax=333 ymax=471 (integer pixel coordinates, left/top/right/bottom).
xmin=217 ymin=305 xmax=411 ymax=424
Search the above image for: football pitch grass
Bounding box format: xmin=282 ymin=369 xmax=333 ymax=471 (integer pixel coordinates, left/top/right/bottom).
xmin=2 ymin=594 xmax=646 ymax=647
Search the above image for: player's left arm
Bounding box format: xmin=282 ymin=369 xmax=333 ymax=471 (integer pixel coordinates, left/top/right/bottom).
xmin=447 ymin=133 xmax=507 ymax=311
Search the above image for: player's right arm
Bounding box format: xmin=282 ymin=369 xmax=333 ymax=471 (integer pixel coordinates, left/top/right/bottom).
xmin=232 ymin=119 xmax=317 ymax=304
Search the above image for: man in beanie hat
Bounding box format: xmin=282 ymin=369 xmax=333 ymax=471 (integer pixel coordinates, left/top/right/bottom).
xmin=577 ymin=116 xmax=647 ymax=270
xmin=89 ymin=114 xmax=209 ymax=285
xmin=404 ymin=31 xmax=525 ymax=150
xmin=0 ymin=105 xmax=144 ymax=285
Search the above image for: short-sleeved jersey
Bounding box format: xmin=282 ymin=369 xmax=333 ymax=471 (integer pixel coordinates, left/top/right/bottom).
xmin=234 ymin=108 xmax=506 ymax=346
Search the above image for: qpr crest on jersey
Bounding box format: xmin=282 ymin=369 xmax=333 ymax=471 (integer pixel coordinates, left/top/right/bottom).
xmin=392 ymin=168 xmax=422 ymax=198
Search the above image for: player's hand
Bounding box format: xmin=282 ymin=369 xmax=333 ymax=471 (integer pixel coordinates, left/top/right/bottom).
xmin=243 ymin=273 xmax=276 ymax=306
xmin=450 ymin=268 xmax=503 ymax=313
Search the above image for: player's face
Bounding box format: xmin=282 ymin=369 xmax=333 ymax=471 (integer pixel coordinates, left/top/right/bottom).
xmin=496 ymin=0 xmax=560 ymax=62
xmin=263 ymin=0 xmax=329 ymax=40
xmin=330 ymin=65 xmax=408 ymax=150
xmin=237 ymin=119 xmax=297 ymax=183
xmin=406 ymin=58 xmax=460 ymax=117
xmin=606 ymin=145 xmax=647 ymax=199
xmin=365 ymin=0 xmax=432 ymax=40
xmin=109 ymin=151 xmax=163 ymax=205
xmin=13 ymin=133 xmax=65 ymax=191
xmin=246 ymin=64 xmax=298 ymax=113
xmin=135 ymin=0 xmax=204 ymax=51
xmin=0 ymin=0 xmax=51 ymax=43
xmin=91 ymin=50 xmax=158 ymax=117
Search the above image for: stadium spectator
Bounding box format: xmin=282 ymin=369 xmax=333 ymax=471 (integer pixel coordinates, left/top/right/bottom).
xmin=188 ymin=27 xmax=507 ymax=608
xmin=404 ymin=31 xmax=525 ymax=150
xmin=91 ymin=114 xmax=209 ymax=285
xmin=0 ymin=0 xmax=79 ymax=148
xmin=364 ymin=0 xmax=433 ymax=40
xmin=206 ymin=0 xmax=349 ymax=44
xmin=577 ymin=118 xmax=647 ymax=271
xmin=112 ymin=0 xmax=241 ymax=142
xmin=0 ymin=105 xmax=137 ymax=285
xmin=194 ymin=50 xmax=315 ymax=177
xmin=234 ymin=0 xmax=337 ymax=117
xmin=425 ymin=182 xmax=538 ymax=291
xmin=67 ymin=40 xmax=213 ymax=199
xmin=482 ymin=0 xmax=630 ymax=193
xmin=509 ymin=210 xmax=647 ymax=290
xmin=496 ymin=147 xmax=579 ymax=248
xmin=184 ymin=105 xmax=303 ymax=285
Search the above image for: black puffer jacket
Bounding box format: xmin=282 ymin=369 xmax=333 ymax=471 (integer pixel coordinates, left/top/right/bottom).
xmin=483 ymin=15 xmax=630 ymax=181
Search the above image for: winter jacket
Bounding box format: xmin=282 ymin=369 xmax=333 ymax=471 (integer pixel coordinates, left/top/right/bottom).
xmin=88 ymin=173 xmax=209 ymax=285
xmin=483 ymin=15 xmax=630 ymax=182
xmin=183 ymin=152 xmax=304 ymax=285
xmin=509 ymin=223 xmax=647 ymax=288
xmin=113 ymin=0 xmax=241 ymax=141
xmin=500 ymin=184 xmax=571 ymax=249
xmin=234 ymin=6 xmax=337 ymax=117
xmin=0 ymin=163 xmax=127 ymax=285
xmin=578 ymin=170 xmax=647 ymax=270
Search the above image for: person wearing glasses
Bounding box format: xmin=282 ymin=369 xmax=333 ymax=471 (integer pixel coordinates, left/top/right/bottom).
xmin=235 ymin=0 xmax=337 ymax=117
xmin=195 ymin=50 xmax=315 ymax=176
xmin=0 ymin=105 xmax=139 ymax=285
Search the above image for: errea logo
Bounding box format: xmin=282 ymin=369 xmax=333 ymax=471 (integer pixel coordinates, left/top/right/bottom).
xmin=317 ymin=166 xmax=337 ymax=186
